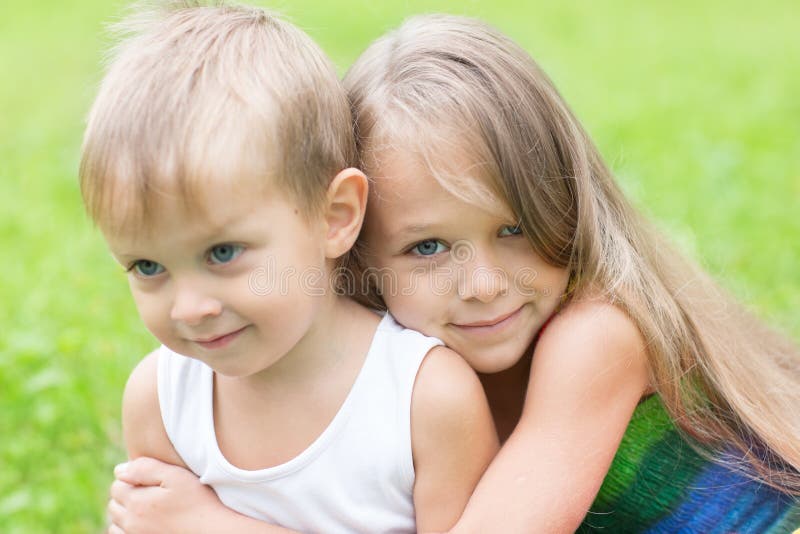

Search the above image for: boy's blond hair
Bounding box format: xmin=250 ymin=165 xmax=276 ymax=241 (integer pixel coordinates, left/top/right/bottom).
xmin=80 ymin=1 xmax=355 ymax=233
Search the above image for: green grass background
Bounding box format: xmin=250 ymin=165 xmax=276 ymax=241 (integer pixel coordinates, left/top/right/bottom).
xmin=1 ymin=1 xmax=798 ymax=532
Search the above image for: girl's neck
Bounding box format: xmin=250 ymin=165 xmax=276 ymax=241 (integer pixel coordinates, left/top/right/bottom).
xmin=478 ymin=344 xmax=534 ymax=443
xmin=478 ymin=308 xmax=560 ymax=443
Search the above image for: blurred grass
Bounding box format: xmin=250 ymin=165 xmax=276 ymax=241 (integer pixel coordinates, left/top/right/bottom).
xmin=1 ymin=0 xmax=798 ymax=531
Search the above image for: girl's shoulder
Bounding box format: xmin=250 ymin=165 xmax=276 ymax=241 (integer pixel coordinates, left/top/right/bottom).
xmin=535 ymin=296 xmax=652 ymax=395
xmin=508 ymin=296 xmax=655 ymax=528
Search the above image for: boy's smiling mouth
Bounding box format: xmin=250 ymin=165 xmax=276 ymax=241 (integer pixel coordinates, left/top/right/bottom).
xmin=191 ymin=325 xmax=249 ymax=349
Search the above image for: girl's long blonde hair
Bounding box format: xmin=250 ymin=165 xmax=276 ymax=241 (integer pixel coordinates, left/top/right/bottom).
xmin=344 ymin=14 xmax=800 ymax=494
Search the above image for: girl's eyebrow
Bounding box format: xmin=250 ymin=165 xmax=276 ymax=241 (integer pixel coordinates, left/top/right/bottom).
xmin=396 ymin=223 xmax=438 ymax=237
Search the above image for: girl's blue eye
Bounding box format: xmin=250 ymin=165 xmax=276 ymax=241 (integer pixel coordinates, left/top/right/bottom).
xmin=411 ymin=240 xmax=448 ymax=256
xmin=130 ymin=260 xmax=164 ymax=277
xmin=208 ymin=244 xmax=244 ymax=264
xmin=499 ymin=224 xmax=523 ymax=237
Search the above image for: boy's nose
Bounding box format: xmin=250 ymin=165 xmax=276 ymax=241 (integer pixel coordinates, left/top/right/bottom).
xmin=170 ymin=283 xmax=223 ymax=326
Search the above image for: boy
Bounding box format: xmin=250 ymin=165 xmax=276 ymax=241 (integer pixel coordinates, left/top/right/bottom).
xmin=83 ymin=3 xmax=497 ymax=532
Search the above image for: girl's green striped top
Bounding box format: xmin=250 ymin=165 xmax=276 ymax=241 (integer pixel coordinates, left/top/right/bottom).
xmin=578 ymin=395 xmax=800 ymax=533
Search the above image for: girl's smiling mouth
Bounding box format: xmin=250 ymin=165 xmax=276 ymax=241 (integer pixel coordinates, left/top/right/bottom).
xmin=450 ymin=305 xmax=524 ymax=334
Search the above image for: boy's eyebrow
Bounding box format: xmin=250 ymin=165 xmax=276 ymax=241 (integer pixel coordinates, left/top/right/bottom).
xmin=108 ymin=247 xmax=150 ymax=261
xmin=192 ymin=208 xmax=252 ymax=241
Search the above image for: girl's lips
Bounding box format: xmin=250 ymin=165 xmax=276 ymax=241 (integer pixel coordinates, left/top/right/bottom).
xmin=450 ymin=306 xmax=524 ymax=335
xmin=193 ymin=326 xmax=248 ymax=349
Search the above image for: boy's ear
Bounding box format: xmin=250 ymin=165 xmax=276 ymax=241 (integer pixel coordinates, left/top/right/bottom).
xmin=323 ymin=168 xmax=369 ymax=259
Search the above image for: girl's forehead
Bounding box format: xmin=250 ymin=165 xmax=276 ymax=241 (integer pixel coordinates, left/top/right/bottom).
xmin=368 ymin=147 xmax=515 ymax=222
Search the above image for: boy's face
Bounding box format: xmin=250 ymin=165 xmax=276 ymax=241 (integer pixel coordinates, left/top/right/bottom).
xmin=104 ymin=181 xmax=331 ymax=378
xmin=361 ymin=150 xmax=570 ymax=374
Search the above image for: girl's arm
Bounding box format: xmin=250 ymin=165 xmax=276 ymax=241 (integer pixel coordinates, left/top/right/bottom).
xmin=109 ymin=351 xmax=297 ymax=534
xmin=448 ymin=301 xmax=651 ymax=534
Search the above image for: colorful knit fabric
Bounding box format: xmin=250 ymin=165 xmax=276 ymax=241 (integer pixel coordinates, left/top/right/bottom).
xmin=578 ymin=395 xmax=800 ymax=533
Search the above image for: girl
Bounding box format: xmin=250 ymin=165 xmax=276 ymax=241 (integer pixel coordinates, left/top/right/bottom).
xmin=109 ymin=14 xmax=800 ymax=533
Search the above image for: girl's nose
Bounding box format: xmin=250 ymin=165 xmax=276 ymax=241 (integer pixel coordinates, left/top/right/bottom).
xmin=457 ymin=251 xmax=508 ymax=303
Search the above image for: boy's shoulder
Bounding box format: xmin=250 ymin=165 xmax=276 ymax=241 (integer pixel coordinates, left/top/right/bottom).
xmin=412 ymin=345 xmax=487 ymax=426
xmin=409 ymin=345 xmax=498 ymax=530
xmin=122 ymin=349 xmax=185 ymax=467
xmin=379 ymin=314 xmax=485 ymax=411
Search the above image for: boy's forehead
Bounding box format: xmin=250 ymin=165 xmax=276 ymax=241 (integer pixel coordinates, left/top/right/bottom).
xmin=101 ymin=175 xmax=283 ymax=237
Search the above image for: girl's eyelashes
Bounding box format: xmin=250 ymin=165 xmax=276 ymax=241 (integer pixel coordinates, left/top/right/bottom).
xmin=498 ymin=223 xmax=523 ymax=237
xmin=408 ymin=239 xmax=449 ymax=257
xmin=127 ymin=259 xmax=165 ymax=277
xmin=406 ymin=226 xmax=521 ymax=258
xmin=207 ymin=243 xmax=244 ymax=265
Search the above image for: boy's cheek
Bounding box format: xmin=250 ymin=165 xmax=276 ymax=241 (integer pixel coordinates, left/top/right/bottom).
xmin=129 ymin=293 xmax=171 ymax=343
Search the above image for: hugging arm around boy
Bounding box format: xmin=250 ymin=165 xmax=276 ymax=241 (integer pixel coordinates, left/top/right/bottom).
xmin=447 ymin=301 xmax=651 ymax=533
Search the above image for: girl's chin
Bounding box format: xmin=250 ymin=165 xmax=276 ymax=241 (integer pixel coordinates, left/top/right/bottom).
xmin=448 ymin=343 xmax=525 ymax=374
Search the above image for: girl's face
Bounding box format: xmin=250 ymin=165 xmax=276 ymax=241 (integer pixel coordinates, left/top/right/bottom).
xmin=362 ymin=150 xmax=570 ymax=374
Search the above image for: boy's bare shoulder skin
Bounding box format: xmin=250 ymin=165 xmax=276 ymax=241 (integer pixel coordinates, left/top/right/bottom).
xmin=410 ymin=345 xmax=499 ymax=532
xmin=122 ymin=350 xmax=186 ymax=468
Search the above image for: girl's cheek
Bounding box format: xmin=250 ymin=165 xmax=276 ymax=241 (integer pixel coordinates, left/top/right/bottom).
xmin=385 ymin=293 xmax=426 ymax=330
xmin=513 ymin=253 xmax=569 ymax=297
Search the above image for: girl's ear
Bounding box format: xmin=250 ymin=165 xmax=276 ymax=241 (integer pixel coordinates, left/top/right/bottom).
xmin=323 ymin=167 xmax=369 ymax=259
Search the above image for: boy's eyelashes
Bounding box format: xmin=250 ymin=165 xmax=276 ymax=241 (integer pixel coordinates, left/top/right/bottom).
xmin=126 ymin=259 xmax=165 ymax=278
xmin=207 ymin=243 xmax=245 ymax=264
xmin=124 ymin=243 xmax=247 ymax=277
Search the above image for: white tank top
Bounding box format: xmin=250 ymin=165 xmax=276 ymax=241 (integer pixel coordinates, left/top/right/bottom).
xmin=157 ymin=313 xmax=443 ymax=533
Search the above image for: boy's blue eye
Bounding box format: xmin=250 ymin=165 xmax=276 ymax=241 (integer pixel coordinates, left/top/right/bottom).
xmin=499 ymin=224 xmax=523 ymax=237
xmin=208 ymin=244 xmax=244 ymax=264
xmin=411 ymin=240 xmax=448 ymax=256
xmin=131 ymin=260 xmax=165 ymax=277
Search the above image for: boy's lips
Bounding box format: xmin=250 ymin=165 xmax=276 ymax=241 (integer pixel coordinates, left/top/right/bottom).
xmin=192 ymin=326 xmax=248 ymax=349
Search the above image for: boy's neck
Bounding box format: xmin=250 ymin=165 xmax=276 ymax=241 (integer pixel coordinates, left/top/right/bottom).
xmin=218 ymin=296 xmax=378 ymax=395
xmin=212 ymin=296 xmax=382 ymax=470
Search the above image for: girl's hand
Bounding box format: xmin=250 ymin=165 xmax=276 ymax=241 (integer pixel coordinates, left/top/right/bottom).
xmin=107 ymin=457 xmax=232 ymax=534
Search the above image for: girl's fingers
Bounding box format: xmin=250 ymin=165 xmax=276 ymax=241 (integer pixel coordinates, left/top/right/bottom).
xmin=107 ymin=523 xmax=125 ymax=534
